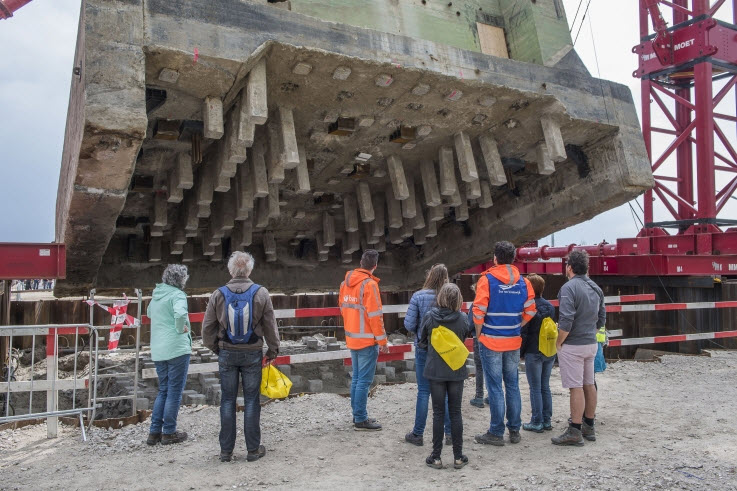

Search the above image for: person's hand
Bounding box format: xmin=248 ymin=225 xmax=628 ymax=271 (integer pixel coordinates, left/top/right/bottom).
xmin=262 ymin=356 xmax=274 ymax=367
xmin=379 ymin=344 xmax=390 ymax=354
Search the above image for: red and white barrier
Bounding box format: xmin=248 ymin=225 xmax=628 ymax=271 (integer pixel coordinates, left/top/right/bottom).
xmin=608 ymin=330 xmax=737 ymax=347
xmin=607 ymin=300 xmax=737 ymax=313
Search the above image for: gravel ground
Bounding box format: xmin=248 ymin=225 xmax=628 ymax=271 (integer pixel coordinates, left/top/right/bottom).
xmin=1 ymin=351 xmax=736 ymax=490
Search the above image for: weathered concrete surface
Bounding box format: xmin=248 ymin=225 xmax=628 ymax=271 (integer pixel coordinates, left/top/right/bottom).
xmin=56 ymin=0 xmax=651 ymax=295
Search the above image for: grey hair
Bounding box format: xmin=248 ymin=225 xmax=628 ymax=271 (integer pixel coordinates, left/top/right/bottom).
xmin=228 ymin=251 xmax=255 ymax=278
xmin=567 ymin=250 xmax=590 ymax=276
xmin=162 ymin=264 xmax=189 ymax=290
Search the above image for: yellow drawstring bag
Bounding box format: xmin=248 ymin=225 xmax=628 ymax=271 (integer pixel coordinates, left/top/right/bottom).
xmin=538 ymin=317 xmax=558 ymax=357
xmin=431 ymin=325 xmax=470 ymax=370
xmin=260 ymin=364 xmax=293 ymax=399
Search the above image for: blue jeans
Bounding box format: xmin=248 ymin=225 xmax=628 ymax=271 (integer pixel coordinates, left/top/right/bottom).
xmin=524 ymin=352 xmax=555 ymax=425
xmin=413 ymin=347 xmax=451 ymax=436
xmin=350 ymin=345 xmax=378 ymax=423
xmin=479 ymin=345 xmax=521 ymax=436
xmin=219 ymin=349 xmax=262 ymax=453
xmin=150 ymin=353 xmax=190 ymax=435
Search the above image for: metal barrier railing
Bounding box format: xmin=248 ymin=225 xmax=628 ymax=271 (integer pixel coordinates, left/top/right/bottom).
xmin=0 ymin=324 xmax=93 ymax=440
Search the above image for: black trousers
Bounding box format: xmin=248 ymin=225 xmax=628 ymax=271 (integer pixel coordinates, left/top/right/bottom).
xmin=430 ymin=380 xmax=464 ymax=459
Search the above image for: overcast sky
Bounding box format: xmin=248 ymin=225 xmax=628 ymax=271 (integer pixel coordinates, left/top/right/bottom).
xmin=0 ymin=0 xmax=734 ymax=246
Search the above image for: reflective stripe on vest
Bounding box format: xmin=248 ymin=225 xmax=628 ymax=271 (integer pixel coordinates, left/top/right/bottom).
xmin=342 ymin=278 xmax=384 ymax=341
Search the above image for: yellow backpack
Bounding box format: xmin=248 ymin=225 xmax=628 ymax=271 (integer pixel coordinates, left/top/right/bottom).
xmin=431 ymin=325 xmax=470 ymax=370
xmin=538 ymin=317 xmax=558 ymax=357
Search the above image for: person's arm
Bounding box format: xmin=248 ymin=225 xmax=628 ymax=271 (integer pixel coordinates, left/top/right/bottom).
xmin=418 ymin=314 xmax=431 ymax=350
xmin=258 ymin=288 xmax=280 ymax=360
xmin=597 ymin=287 xmax=606 ymax=329
xmin=521 ymin=278 xmax=537 ymax=327
xmin=404 ymin=294 xmax=420 ymax=335
xmin=472 ymin=275 xmax=490 ymax=338
xmin=519 ymin=319 xmax=530 ymax=357
xmin=557 ymin=285 xmax=575 ymax=349
xmin=173 ymin=292 xmax=190 ymax=334
xmin=201 ymin=290 xmax=221 ymax=353
xmin=365 ymin=281 xmax=389 ymax=353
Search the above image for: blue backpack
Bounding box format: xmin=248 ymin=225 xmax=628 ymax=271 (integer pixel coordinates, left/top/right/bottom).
xmin=219 ymin=284 xmax=261 ymax=344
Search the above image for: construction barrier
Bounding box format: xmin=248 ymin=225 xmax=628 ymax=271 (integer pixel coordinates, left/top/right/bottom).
xmin=608 ymin=330 xmax=737 ymax=347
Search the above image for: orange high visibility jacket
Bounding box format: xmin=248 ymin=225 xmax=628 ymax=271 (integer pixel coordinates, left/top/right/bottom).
xmin=472 ymin=264 xmax=536 ymax=352
xmin=339 ymin=268 xmax=387 ymax=350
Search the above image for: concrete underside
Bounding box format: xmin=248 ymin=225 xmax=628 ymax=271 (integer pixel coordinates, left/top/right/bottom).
xmin=55 ymin=0 xmax=653 ymax=296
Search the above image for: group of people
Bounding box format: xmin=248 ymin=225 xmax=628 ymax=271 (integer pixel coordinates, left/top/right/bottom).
xmin=145 ymin=242 xmax=606 ymax=469
xmin=12 ymin=279 xmax=53 ymax=291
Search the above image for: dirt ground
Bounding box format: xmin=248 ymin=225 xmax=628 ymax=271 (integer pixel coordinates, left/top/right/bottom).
xmin=2 ymin=351 xmax=736 ymax=490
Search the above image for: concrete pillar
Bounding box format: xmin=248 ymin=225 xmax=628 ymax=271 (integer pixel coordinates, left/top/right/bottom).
xmin=197 ymin=204 xmax=211 ymax=219
xmin=316 ymin=232 xmax=329 ymax=254
xmin=295 ymin=146 xmax=311 ymax=194
xmin=176 ymin=152 xmax=194 ymax=189
xmin=202 ymin=235 xmax=215 ymax=256
xmin=478 ymin=133 xmax=507 ymax=186
xmin=479 ymin=180 xmax=494 ymax=208
xmin=233 ymin=219 xmax=253 ymax=247
xmin=388 ymin=226 xmax=403 ymax=244
xmin=267 ymin=183 xmax=281 ymax=219
xmin=266 ymin=122 xmax=285 ymax=184
xmin=453 ymin=131 xmax=479 ymax=182
xmin=419 ymin=160 xmax=442 ymax=207
xmin=364 ymin=222 xmax=379 ymax=245
xmin=214 ymin=188 xmax=236 ymax=232
xmin=401 ymin=176 xmax=417 ymax=219
xmin=277 ymin=106 xmax=300 ymax=169
xmin=170 ymin=240 xmax=184 ymax=255
xmin=386 ymin=186 xmax=403 ymax=229
xmin=149 ymin=237 xmax=162 ymax=262
xmin=150 ymin=225 xmax=163 ymax=237
xmin=341 ymin=252 xmax=353 ymax=264
xmin=216 ymin=175 xmax=231 ymax=193
xmin=182 ymin=198 xmax=199 ymax=234
xmin=167 ymin=171 xmax=183 ymax=203
xmin=448 ymin=184 xmax=462 ymax=207
xmin=182 ymin=242 xmax=194 ymax=262
xmin=236 ymin=90 xmax=256 ymax=147
xmin=454 ymin=187 xmax=469 ymax=221
xmin=246 ymin=58 xmax=269 ymax=125
xmin=356 ymin=182 xmax=375 ymax=222
xmin=427 ymin=205 xmax=444 ymax=222
xmin=371 ymin=193 xmax=385 ymax=237
xmin=196 ymin=166 xmax=215 ymax=205
xmin=401 ymin=220 xmax=413 ymax=239
xmin=425 ymin=215 xmax=438 ymax=237
xmin=202 ymin=96 xmax=224 ymax=140
xmin=235 ymin=164 xmax=254 ymax=220
xmin=387 ymin=155 xmax=410 ymax=200
xmin=536 ymin=143 xmax=556 ymax=175
xmin=255 ymin=197 xmax=270 ymax=228
xmin=250 ymin=142 xmax=270 ymax=198
xmin=207 ymin=222 xmax=224 ymax=242
xmin=438 ymin=146 xmax=457 ymax=196
xmin=343 ymin=194 xmax=359 ymax=232
xmin=173 ymin=228 xmax=187 ymax=245
xmin=413 ymin=228 xmax=427 ymax=245
xmin=412 ymin=204 xmax=426 ymax=230
xmin=211 ymin=244 xmax=223 ymax=262
xmin=345 ymin=230 xmax=360 ymax=254
xmin=465 ymin=178 xmax=481 ymax=200
xmin=224 ymin=110 xmax=248 ymax=165
xmin=264 ymin=232 xmax=276 ymax=255
xmin=323 ymin=213 xmax=336 ymax=246
xmin=318 ymin=251 xmax=329 ymax=262
xmin=541 ymin=115 xmax=566 ymax=162
xmin=375 ymin=235 xmax=387 ymax=252
xmin=153 ymin=193 xmax=167 ymax=227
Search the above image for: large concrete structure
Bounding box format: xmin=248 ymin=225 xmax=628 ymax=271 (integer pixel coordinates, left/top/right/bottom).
xmin=55 ymin=0 xmax=652 ymax=295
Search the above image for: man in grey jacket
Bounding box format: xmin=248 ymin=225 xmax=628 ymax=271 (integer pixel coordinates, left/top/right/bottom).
xmin=551 ymin=250 xmax=605 ymax=446
xmin=202 ymin=251 xmax=280 ymax=462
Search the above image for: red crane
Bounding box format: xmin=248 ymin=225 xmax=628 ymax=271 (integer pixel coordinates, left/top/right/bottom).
xmin=0 ymin=0 xmax=33 ymax=20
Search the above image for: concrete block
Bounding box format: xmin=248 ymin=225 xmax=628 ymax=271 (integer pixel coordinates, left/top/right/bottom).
xmin=250 ymin=142 xmax=270 ymax=198
xmin=167 ymin=171 xmax=183 ymax=203
xmin=343 ymin=194 xmax=359 ymax=232
xmin=320 ymin=372 xmax=334 ymax=382
xmin=333 ymin=66 xmax=351 ymax=80
xmin=384 ymin=366 xmax=396 ymax=381
xmin=413 ymin=228 xmax=427 ymax=245
xmin=341 ymin=251 xmax=353 ymax=264
xmin=246 ymin=58 xmax=268 ymax=125
xmin=478 ymin=133 xmax=507 ymax=186
xmin=223 ymin=112 xmax=248 ymax=165
xmin=356 ymin=182 xmax=375 ymax=222
xmin=267 ymin=183 xmax=281 ymax=219
xmin=323 ymin=212 xmax=336 ymax=246
xmin=427 ymin=205 xmax=444 ymax=223
xmin=277 ymin=106 xmax=300 ymax=169
xmin=402 ymin=371 xmax=417 ymax=383
xmin=183 ymin=393 xmax=206 ymax=405
xmin=385 ymin=186 xmax=403 ymax=229
xmin=411 ymin=201 xmax=425 ymax=229
xmin=153 ymin=193 xmax=167 ymax=227
xmin=541 ymin=115 xmax=567 ymax=162
xmin=536 ymin=142 xmax=556 ymax=175
xmin=454 ymin=186 xmax=469 ymax=221
xmin=454 ymin=131 xmax=479 ymax=182
xmin=235 ymin=164 xmax=255 ymax=219
xmin=401 ymin=220 xmax=413 ymax=239
xmin=388 ymin=226 xmax=403 ymax=244
xmin=263 ymin=232 xmax=276 ymax=255
xmin=375 ymin=362 xmax=387 ymax=373
xmin=182 ymin=242 xmax=194 ymax=262
xmin=307 ymin=378 xmax=324 ymax=392
xmin=479 ymin=180 xmax=494 ymax=208
xmin=236 ymin=396 xmax=245 ymax=407
xmin=327 ymin=343 xmax=341 ymax=351
xmin=402 ymin=360 xmax=415 ymax=371
xmin=148 ymin=238 xmax=162 ymax=262
xmin=295 ymin=146 xmax=311 ymax=194
xmin=143 ymin=362 xmax=155 ymax=370
xmin=345 ymin=230 xmax=360 ymax=254
xmin=371 ymin=193 xmax=385 ymax=236
xmin=266 ymin=122 xmax=285 ymax=184
xmin=196 ymin=165 xmax=215 ymax=205
xmin=203 ymin=96 xmax=224 ymax=140
xmin=465 ymin=178 xmax=481 ymax=200
xmin=401 ymin=175 xmax=417 ymax=219
xmin=438 ymin=146 xmax=457 ymax=196
xmin=135 ymin=398 xmax=150 ymax=411
xmin=375 ymin=236 xmax=387 ymax=252
xmin=254 ymin=197 xmax=270 ymax=229
xmin=448 ymin=183 xmax=462 ymax=207
xmin=175 ymin=153 xmax=194 ymax=190
xmin=199 ymin=373 xmax=218 ymax=385
xmin=304 ymin=337 xmax=319 ymax=350
xmin=364 ymin=222 xmax=379 ymax=244
xmin=387 ymin=155 xmax=410 ymax=200
xmin=420 ymin=160 xmax=442 ymax=207
xmin=373 ymin=374 xmax=387 ymax=385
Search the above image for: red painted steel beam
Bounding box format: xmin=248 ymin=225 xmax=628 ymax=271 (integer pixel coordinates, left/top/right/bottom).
xmin=0 ymin=0 xmax=32 ymax=19
xmin=0 ymin=243 xmax=66 ymax=280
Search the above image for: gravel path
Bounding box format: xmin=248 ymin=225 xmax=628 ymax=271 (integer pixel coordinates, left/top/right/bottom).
xmin=2 ymin=351 xmax=736 ymax=490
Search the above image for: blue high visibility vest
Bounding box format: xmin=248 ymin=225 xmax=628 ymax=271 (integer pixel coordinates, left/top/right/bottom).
xmin=481 ymin=272 xmax=529 ymax=340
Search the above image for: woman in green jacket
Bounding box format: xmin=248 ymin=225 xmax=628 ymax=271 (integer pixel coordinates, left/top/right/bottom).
xmin=147 ymin=264 xmax=192 ymax=446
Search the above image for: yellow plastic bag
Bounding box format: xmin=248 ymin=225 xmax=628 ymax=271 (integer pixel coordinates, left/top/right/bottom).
xmin=538 ymin=317 xmax=558 ymax=357
xmin=431 ymin=325 xmax=469 ymax=371
xmin=260 ymin=364 xmax=293 ymax=399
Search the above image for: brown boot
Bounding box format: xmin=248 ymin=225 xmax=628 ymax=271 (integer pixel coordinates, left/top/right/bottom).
xmin=582 ymin=421 xmax=596 ymax=441
xmin=161 ymin=431 xmax=188 ymax=445
xmin=146 ymin=433 xmax=161 ymax=446
xmin=551 ymin=426 xmax=584 ymax=446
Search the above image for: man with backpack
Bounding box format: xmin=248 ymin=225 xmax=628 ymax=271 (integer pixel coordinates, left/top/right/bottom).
xmin=202 ymin=251 xmax=280 ymax=462
xmin=472 ymin=241 xmax=536 ymax=446
xmin=551 ymin=250 xmax=606 ymax=446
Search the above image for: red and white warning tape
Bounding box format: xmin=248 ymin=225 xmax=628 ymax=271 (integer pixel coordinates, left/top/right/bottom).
xmin=607 ymin=300 xmax=737 ymax=313
xmin=608 ymin=330 xmax=737 ymax=347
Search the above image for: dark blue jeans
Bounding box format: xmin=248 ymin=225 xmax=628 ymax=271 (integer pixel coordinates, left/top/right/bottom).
xmin=350 ymin=345 xmax=378 ymax=423
xmin=479 ymin=345 xmax=521 ymax=436
xmin=473 ymin=337 xmax=485 ymax=398
xmin=524 ymin=352 xmax=555 ymax=425
xmin=219 ymin=349 xmax=262 ymax=453
xmin=150 ymin=353 xmax=190 ymax=435
xmin=413 ymin=347 xmax=451 ymax=436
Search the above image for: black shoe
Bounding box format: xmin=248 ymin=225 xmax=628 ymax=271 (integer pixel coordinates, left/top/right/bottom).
xmin=146 ymin=433 xmax=161 ymax=446
xmin=475 ymin=432 xmax=504 ymax=446
xmin=247 ymin=445 xmax=266 ymax=462
xmin=543 ymin=421 xmax=553 ymax=431
xmin=220 ymin=452 xmax=233 ymax=462
xmin=426 ymin=455 xmax=443 ymax=469
xmin=353 ymin=417 xmax=377 ymax=424
xmin=354 ymin=419 xmax=382 ymax=431
xmin=445 ymin=433 xmax=452 ymax=446
xmin=405 ymin=431 xmax=423 ymax=446
xmin=469 ymin=397 xmax=485 ymax=408
xmin=161 ymin=431 xmax=188 ymax=445
xmin=454 ymin=455 xmax=469 ymax=469
xmin=509 ymin=430 xmax=521 ymax=444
